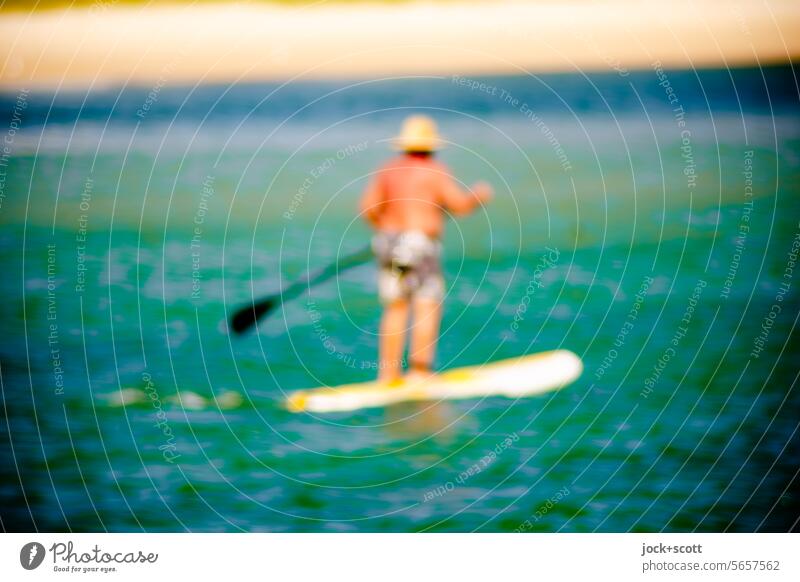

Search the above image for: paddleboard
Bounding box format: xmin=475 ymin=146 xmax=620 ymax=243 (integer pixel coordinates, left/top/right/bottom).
xmin=286 ymin=349 xmax=583 ymax=413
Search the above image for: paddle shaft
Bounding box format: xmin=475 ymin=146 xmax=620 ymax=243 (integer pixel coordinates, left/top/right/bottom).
xmin=277 ymin=243 xmax=373 ymax=305
xmin=231 ymin=243 xmax=373 ymax=333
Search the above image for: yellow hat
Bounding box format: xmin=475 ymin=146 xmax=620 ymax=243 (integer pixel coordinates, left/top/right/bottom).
xmin=392 ymin=114 xmax=443 ymax=152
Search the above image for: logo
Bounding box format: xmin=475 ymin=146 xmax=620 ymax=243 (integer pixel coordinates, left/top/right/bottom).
xmin=20 ymin=542 xmax=46 ymax=570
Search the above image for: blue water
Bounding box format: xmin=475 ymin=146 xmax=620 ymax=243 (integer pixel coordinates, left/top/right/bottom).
xmin=1 ymin=65 xmax=799 ymax=531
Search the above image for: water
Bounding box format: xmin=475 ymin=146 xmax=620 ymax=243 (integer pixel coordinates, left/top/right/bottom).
xmin=1 ymin=66 xmax=798 ymax=532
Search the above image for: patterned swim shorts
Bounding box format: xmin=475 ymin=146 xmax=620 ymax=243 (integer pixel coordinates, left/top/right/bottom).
xmin=372 ymin=231 xmax=444 ymax=304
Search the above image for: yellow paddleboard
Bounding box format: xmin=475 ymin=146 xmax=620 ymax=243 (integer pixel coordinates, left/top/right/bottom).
xmin=286 ymin=350 xmax=583 ymax=413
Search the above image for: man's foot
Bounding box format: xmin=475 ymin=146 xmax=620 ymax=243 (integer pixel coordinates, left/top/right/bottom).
xmin=404 ymin=364 xmax=435 ymax=385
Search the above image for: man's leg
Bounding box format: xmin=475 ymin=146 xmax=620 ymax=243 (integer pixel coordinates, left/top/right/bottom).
xmin=379 ymin=299 xmax=409 ymax=382
xmin=409 ymin=297 xmax=441 ymax=375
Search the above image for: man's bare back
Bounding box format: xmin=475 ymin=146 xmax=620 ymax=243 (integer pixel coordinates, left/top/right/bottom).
xmin=360 ymin=153 xmax=492 ymax=238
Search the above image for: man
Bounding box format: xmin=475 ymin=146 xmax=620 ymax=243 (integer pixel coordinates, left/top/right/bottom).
xmin=360 ymin=114 xmax=493 ymax=383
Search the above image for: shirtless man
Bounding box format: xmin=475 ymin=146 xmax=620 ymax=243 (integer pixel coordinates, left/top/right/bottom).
xmin=360 ymin=115 xmax=493 ymax=383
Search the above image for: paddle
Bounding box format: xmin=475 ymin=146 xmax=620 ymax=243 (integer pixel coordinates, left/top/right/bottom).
xmin=230 ymin=243 xmax=374 ymax=334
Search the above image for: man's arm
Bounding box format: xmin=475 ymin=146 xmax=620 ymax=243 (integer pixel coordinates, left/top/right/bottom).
xmin=438 ymin=173 xmax=493 ymax=216
xmin=359 ymin=172 xmax=385 ymax=228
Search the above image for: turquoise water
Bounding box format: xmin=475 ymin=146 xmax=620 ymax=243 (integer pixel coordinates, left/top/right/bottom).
xmin=1 ymin=67 xmax=799 ymax=531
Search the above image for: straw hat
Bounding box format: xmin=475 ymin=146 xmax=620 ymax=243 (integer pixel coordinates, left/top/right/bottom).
xmin=392 ymin=114 xmax=443 ymax=152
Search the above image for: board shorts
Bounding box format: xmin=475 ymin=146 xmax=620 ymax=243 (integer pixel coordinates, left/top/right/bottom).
xmin=372 ymin=230 xmax=444 ymax=304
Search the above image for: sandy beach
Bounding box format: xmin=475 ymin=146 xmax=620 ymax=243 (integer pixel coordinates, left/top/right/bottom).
xmin=1 ymin=0 xmax=799 ymax=90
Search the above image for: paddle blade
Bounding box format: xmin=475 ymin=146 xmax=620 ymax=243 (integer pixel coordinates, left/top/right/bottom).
xmin=230 ymin=296 xmax=277 ymax=334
